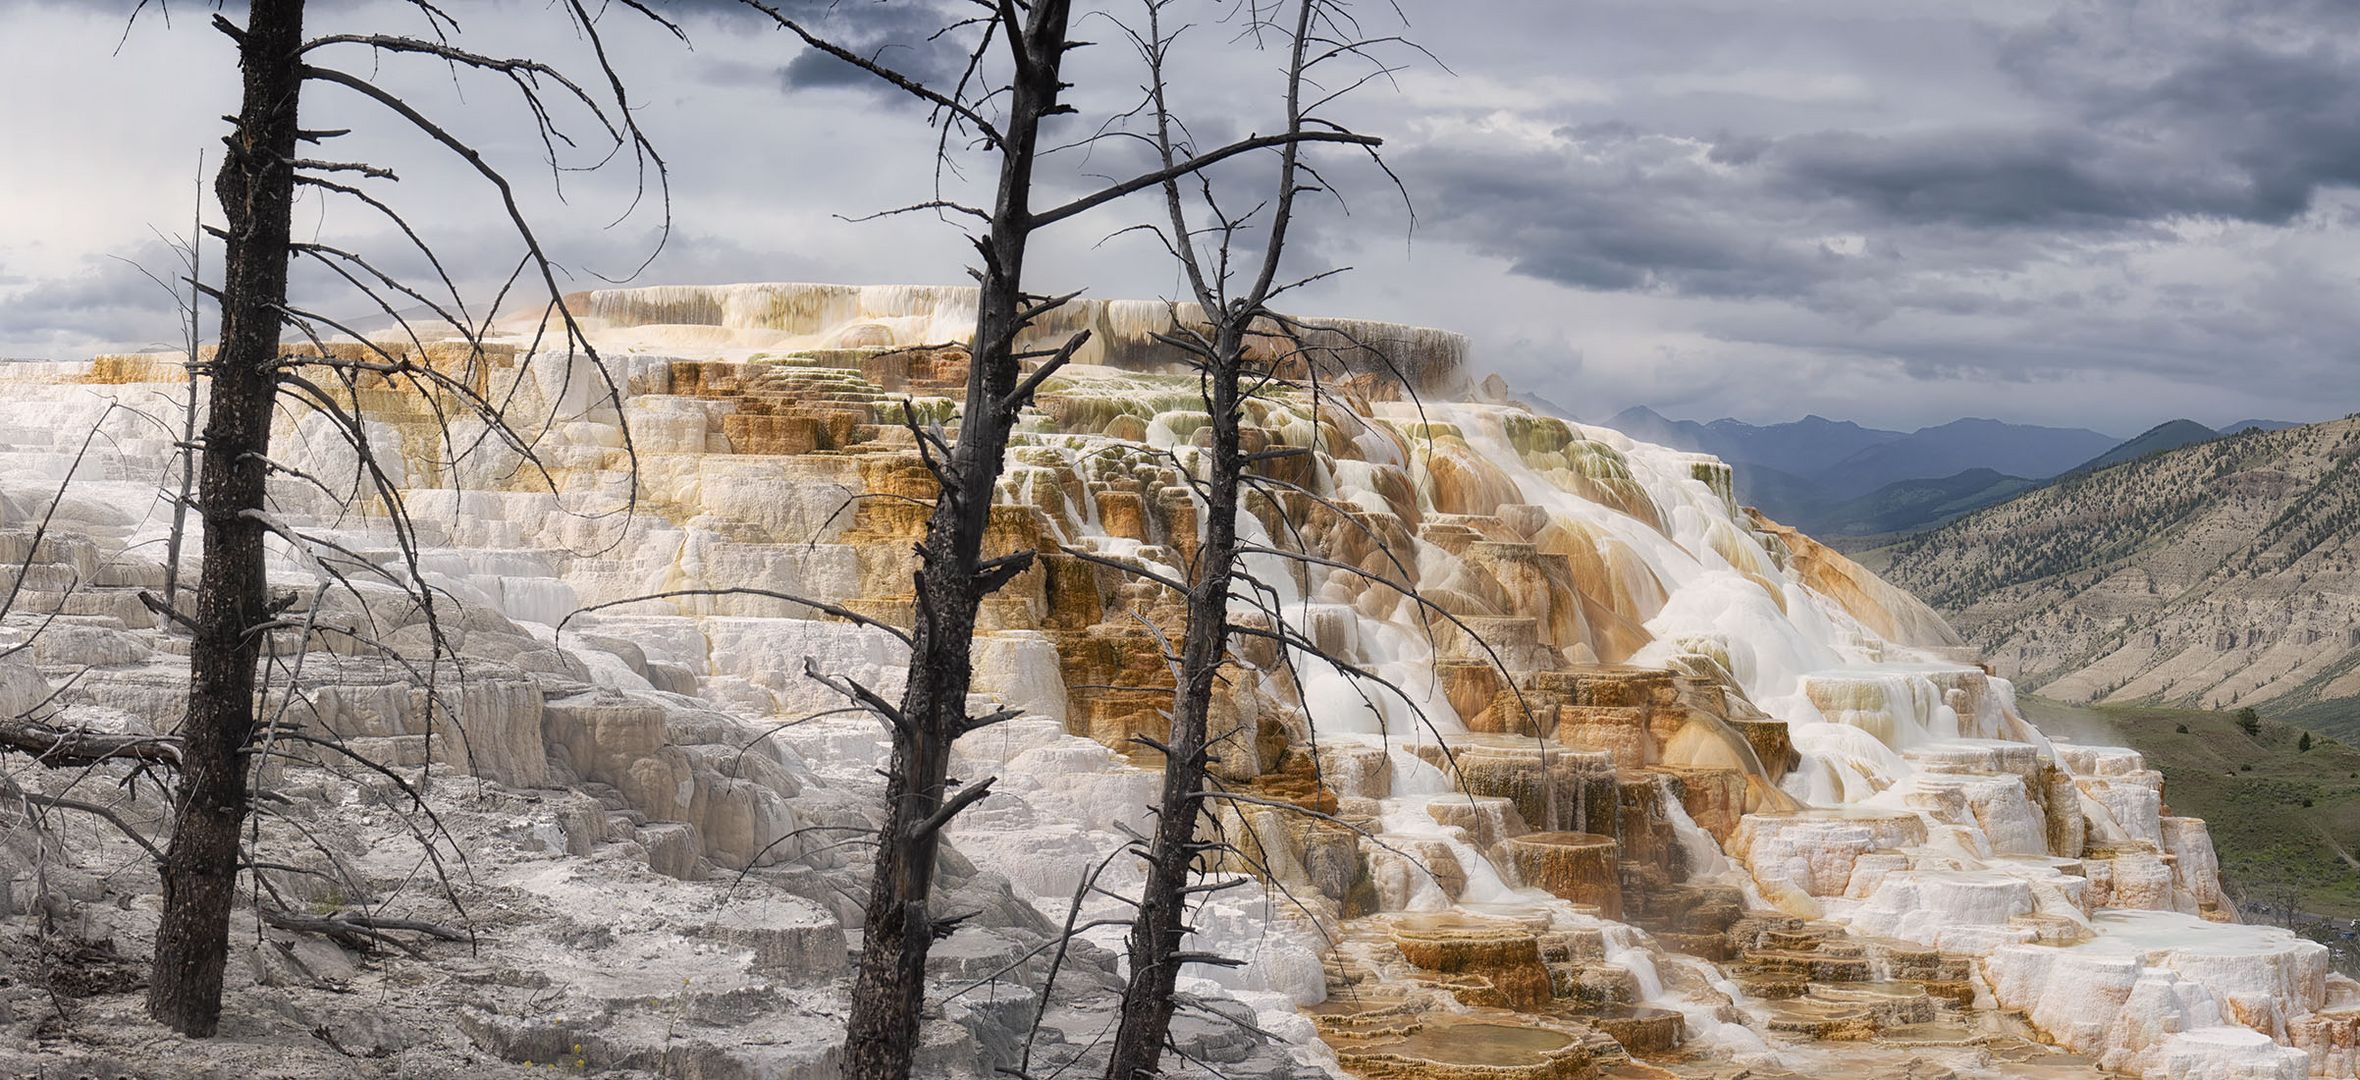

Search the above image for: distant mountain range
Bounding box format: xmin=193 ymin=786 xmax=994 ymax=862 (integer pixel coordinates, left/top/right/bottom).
xmin=1817 ymin=417 xmax=2123 ymax=498
xmin=1603 ymin=409 xmax=1903 ymax=479
xmin=1589 ymin=407 xmax=2300 ymax=541
xmin=1600 ymin=407 xmax=2119 ymax=535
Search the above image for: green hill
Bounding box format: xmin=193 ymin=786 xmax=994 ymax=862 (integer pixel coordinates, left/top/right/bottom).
xmin=2060 ymin=418 xmax=2219 ymax=477
xmin=1813 ymin=467 xmax=2041 ymax=539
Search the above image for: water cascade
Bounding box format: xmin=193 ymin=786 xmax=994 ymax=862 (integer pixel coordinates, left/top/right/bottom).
xmin=0 ymin=283 xmax=2349 ymax=1079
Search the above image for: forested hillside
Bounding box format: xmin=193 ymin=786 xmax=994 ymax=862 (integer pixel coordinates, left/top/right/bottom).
xmin=1875 ymin=417 xmax=2360 ymax=737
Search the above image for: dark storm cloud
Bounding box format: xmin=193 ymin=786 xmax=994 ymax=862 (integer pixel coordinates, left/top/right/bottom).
xmin=660 ymin=0 xmax=977 ymax=101
xmin=1403 ymin=128 xmax=1844 ymax=302
xmin=2007 ymin=5 xmax=2360 ymax=224
xmin=1763 ymin=127 xmax=2205 ymax=228
xmin=1404 ymin=0 xmax=2360 ymax=313
xmin=1786 ymin=0 xmax=2360 ymax=230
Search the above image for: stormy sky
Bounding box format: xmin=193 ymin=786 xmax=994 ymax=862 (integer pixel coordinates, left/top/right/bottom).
xmin=3 ymin=0 xmax=2357 ymax=434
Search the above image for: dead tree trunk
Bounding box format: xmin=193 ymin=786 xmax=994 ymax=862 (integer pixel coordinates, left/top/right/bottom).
xmin=840 ymin=7 xmax=1074 ymax=1073
xmin=128 ymin=0 xmax=670 ymax=1038
xmin=1105 ymin=2 xmax=1394 ymax=1074
xmin=164 ymin=156 xmax=204 ymax=610
xmin=147 ymin=0 xmax=306 ymax=1038
xmin=722 ymin=6 xmax=1391 ymax=1071
xmin=1106 ymin=319 xmax=1246 ymax=1079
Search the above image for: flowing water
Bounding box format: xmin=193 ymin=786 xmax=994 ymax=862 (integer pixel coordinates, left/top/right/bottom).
xmin=2 ymin=286 xmax=2352 ymax=1078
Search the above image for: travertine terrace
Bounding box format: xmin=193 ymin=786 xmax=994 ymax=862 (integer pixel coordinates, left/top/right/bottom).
xmin=2 ymin=282 xmax=2353 ymax=1078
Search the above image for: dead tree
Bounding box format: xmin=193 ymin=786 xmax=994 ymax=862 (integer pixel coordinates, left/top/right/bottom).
xmin=728 ymin=9 xmax=1098 ymax=1075
xmin=1096 ymin=2 xmax=1409 ymax=1074
xmin=141 ymin=0 xmax=673 ymax=1037
xmin=167 ymin=159 xmax=203 ymax=611
xmin=702 ymin=4 xmax=1395 ymax=1075
xmin=104 ymin=154 xmax=211 ymax=611
xmin=147 ymin=0 xmax=309 ymax=1033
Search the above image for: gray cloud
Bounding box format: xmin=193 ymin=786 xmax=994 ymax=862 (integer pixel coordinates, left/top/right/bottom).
xmin=660 ymin=0 xmax=978 ymax=101
xmin=8 ymin=0 xmax=2360 ymax=432
xmin=1409 ymin=0 xmax=2360 ymax=301
xmin=0 ymin=243 xmax=195 ymax=357
xmin=1367 ymin=0 xmax=2360 ymax=426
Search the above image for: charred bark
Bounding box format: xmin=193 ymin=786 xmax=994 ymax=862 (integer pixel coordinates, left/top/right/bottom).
xmin=1105 ymin=320 xmax=1245 ymax=1080
xmin=1103 ymin=2 xmax=1398 ymax=1074
xmin=718 ymin=5 xmax=1385 ymax=1071
xmin=146 ymin=0 xmax=306 ymax=1038
xmin=840 ymin=5 xmax=1075 ymax=1077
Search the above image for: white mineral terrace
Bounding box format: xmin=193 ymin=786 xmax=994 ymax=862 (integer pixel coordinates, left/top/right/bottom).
xmin=1 ymin=282 xmax=2351 ymax=1078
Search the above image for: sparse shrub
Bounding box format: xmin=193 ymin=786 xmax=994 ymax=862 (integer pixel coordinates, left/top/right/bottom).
xmin=2177 ymin=723 xmax=2190 ymax=734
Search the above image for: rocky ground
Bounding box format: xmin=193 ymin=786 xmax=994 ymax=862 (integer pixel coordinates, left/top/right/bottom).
xmin=0 ymin=618 xmax=1311 ymax=1080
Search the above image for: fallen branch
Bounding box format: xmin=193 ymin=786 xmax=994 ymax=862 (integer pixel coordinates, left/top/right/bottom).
xmin=260 ymin=908 xmax=465 ymax=958
xmin=0 ymin=719 xmax=182 ymax=769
